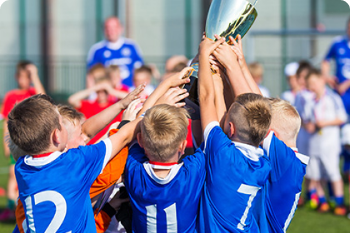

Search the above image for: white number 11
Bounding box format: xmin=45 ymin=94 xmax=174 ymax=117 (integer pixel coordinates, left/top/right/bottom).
xmin=237 ymin=184 xmax=260 ymax=231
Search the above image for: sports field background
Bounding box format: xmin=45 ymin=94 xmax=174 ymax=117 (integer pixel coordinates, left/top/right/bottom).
xmin=0 ymin=120 xmax=349 ymax=232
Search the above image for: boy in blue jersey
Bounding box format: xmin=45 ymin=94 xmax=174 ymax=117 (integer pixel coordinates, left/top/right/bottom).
xmin=256 ymin=98 xmax=309 ymax=233
xmin=197 ymin=36 xmax=272 ymax=232
xmin=8 ymin=94 xmax=146 ymax=233
xmin=124 ymin=67 xmax=207 ymax=233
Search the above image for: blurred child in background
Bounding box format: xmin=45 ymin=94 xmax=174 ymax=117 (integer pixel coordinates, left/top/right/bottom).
xmin=248 ymin=62 xmax=271 ymax=97
xmin=281 ymin=62 xmax=300 ymax=105
xmin=131 ymin=65 xmax=155 ymax=98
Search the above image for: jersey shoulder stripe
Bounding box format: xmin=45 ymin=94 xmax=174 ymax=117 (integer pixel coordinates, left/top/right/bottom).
xmin=87 ymin=40 xmax=107 ymax=63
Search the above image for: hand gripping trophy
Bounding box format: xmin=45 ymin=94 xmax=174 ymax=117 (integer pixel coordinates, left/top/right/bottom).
xmin=184 ymin=0 xmax=258 ymax=109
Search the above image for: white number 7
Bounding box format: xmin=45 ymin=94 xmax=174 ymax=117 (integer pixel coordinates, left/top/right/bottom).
xmin=237 ymin=184 xmax=260 ymax=231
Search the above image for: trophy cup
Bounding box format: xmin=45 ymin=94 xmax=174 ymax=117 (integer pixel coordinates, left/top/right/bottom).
xmin=184 ymin=0 xmax=258 ymax=114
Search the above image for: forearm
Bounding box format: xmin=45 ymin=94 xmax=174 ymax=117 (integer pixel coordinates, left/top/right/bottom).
xmin=31 ymin=75 xmax=46 ymax=94
xmin=241 ymin=66 xmax=262 ymax=95
xmin=321 ymin=60 xmax=331 ymax=77
xmin=214 ymin=76 xmax=226 ymax=123
xmin=226 ymin=63 xmax=252 ymax=97
xmin=108 ymin=89 xmax=128 ymax=99
xmin=322 ymin=118 xmax=345 ymax=127
xmin=82 ymin=102 xmax=125 ymax=140
xmin=198 ymin=55 xmax=218 ymax=131
xmin=108 ymin=117 xmax=141 ymax=160
xmin=3 ymin=120 xmax=9 ymax=157
xmin=68 ymin=88 xmax=95 ymax=108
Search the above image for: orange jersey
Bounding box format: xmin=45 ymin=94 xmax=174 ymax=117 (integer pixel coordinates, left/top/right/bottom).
xmin=16 ymin=129 xmax=129 ymax=232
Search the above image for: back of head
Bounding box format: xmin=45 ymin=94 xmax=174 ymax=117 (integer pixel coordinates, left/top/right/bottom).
xmin=141 ymin=104 xmax=189 ymax=162
xmin=58 ymin=104 xmax=84 ymax=127
xmin=268 ymin=98 xmax=301 ymax=145
xmin=7 ymin=94 xmax=61 ymax=155
xmin=227 ymin=93 xmax=271 ymax=147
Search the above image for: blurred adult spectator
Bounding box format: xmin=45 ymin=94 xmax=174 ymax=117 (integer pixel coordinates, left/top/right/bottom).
xmin=87 ymin=17 xmax=143 ymax=88
xmin=247 ymin=62 xmax=271 ymax=97
xmin=0 ymin=61 xmax=45 ymax=221
xmin=281 ymin=62 xmax=300 ymax=105
xmin=322 ymin=17 xmax=350 ymax=115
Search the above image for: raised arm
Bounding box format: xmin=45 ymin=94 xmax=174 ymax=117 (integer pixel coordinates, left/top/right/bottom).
xmin=26 ymin=64 xmax=45 ymax=94
xmin=68 ymin=83 xmax=109 ymax=109
xmin=212 ymin=40 xmax=251 ymax=98
xmin=198 ymin=37 xmax=225 ymax=132
xmin=137 ymin=67 xmax=192 ymax=117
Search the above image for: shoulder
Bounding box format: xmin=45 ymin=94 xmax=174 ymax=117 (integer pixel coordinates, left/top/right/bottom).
xmin=331 ymin=36 xmax=347 ymax=45
xmin=123 ymin=38 xmax=139 ymax=47
xmin=295 ymin=152 xmax=309 ymax=165
xmin=87 ymin=40 xmax=107 ymax=61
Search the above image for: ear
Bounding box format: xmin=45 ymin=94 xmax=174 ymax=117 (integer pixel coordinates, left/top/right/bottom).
xmin=52 ymin=128 xmax=61 ymax=146
xmin=137 ymin=132 xmax=144 ymax=148
xmin=228 ymin=122 xmax=235 ymax=138
xmin=178 ymin=140 xmax=187 ymax=158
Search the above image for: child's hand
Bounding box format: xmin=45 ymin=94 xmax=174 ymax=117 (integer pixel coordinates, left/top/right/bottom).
xmin=155 ymin=87 xmax=188 ymax=107
xmin=119 ymin=84 xmax=146 ymax=109
xmin=229 ymin=35 xmax=247 ymax=69
xmin=199 ymin=36 xmax=225 ymax=58
xmin=122 ymin=99 xmax=143 ymax=121
xmin=26 ymin=64 xmax=38 ymax=79
xmin=212 ymin=41 xmax=238 ymax=70
xmin=304 ymin=122 xmax=316 ymax=133
xmin=164 ymin=67 xmax=193 ymax=88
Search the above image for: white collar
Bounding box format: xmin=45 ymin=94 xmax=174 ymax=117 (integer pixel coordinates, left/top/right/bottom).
xmin=232 ymin=141 xmax=264 ymax=162
xmin=143 ymin=162 xmax=183 ymax=185
xmin=24 ymin=151 xmax=63 ymax=167
xmin=106 ymin=37 xmax=125 ymax=50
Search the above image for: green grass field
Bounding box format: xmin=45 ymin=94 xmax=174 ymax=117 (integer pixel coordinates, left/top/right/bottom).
xmin=0 ymin=120 xmax=349 ymax=232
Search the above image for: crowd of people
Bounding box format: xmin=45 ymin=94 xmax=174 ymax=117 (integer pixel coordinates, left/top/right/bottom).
xmin=0 ymin=15 xmax=350 ymax=233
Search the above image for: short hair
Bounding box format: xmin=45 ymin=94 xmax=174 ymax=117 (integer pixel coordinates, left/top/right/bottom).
xmin=227 ymin=93 xmax=271 ymax=147
xmin=88 ymin=63 xmax=106 ymax=80
xmin=268 ymin=98 xmax=301 ymax=144
xmin=16 ymin=60 xmax=32 ymax=77
xmin=296 ymin=60 xmax=312 ymax=78
xmin=171 ymin=62 xmax=187 ymax=73
xmin=140 ymin=104 xmax=189 ymax=162
xmin=58 ymin=104 xmax=84 ymax=126
xmin=305 ymin=68 xmax=321 ymax=81
xmin=107 ymin=65 xmax=120 ymax=74
xmin=10 ymin=104 xmax=84 ymax=160
xmin=134 ymin=65 xmax=152 ymax=77
xmin=7 ymin=94 xmax=61 ymax=155
xmin=248 ymin=62 xmax=264 ymax=77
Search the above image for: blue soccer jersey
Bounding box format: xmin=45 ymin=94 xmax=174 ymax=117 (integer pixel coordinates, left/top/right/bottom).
xmin=15 ymin=139 xmax=112 ymax=233
xmin=124 ymin=143 xmax=206 ymax=233
xmin=257 ymin=131 xmax=309 ymax=233
xmin=87 ymin=37 xmax=143 ymax=87
xmin=325 ymin=36 xmax=350 ymax=113
xmin=198 ymin=122 xmax=271 ymax=233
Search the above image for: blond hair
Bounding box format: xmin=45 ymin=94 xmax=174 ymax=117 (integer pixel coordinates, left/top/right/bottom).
xmin=268 ymin=98 xmax=301 ymax=145
xmin=227 ymin=93 xmax=271 ymax=147
xmin=58 ymin=104 xmax=84 ymax=126
xmin=141 ymin=104 xmax=189 ymax=162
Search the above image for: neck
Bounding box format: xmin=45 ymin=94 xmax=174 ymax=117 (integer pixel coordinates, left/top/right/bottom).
xmin=230 ymin=135 xmax=257 ymax=148
xmin=149 ymin=153 xmax=179 ymax=179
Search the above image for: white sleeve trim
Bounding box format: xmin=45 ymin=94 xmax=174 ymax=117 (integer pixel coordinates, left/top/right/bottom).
xmin=203 ymin=121 xmax=220 ymax=151
xmin=101 ymin=138 xmax=113 ymax=174
xmin=263 ymin=131 xmax=274 ymax=157
xmin=296 ymin=152 xmax=309 ymax=165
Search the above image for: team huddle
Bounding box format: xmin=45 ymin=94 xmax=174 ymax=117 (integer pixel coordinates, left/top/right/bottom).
xmin=7 ymin=35 xmax=308 ymax=233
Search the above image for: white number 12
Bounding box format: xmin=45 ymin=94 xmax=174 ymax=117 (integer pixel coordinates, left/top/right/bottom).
xmin=237 ymin=184 xmax=260 ymax=231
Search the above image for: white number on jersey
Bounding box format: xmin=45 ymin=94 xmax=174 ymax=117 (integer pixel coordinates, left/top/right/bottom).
xmin=237 ymin=184 xmax=261 ymax=231
xmin=24 ymin=190 xmax=68 ymax=233
xmin=146 ymin=203 xmax=177 ymax=233
xmin=283 ymin=192 xmax=301 ymax=232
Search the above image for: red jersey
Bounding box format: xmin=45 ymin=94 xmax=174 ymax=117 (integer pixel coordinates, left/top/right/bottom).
xmin=186 ymin=119 xmax=193 ymax=148
xmin=2 ymin=88 xmax=36 ymax=119
xmin=78 ymin=99 xmax=123 ymax=145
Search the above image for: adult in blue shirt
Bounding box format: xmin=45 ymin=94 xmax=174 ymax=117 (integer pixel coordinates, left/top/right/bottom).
xmin=322 ymin=18 xmax=350 ymax=114
xmin=87 ymin=17 xmax=144 ymax=87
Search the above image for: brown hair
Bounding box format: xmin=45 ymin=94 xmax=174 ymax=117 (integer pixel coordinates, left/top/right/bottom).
xmin=227 ymin=93 xmax=271 ymax=147
xmin=248 ymin=62 xmax=264 ymax=78
xmin=305 ymin=68 xmax=321 ymax=81
xmin=134 ymin=65 xmax=152 ymax=76
xmin=268 ymin=98 xmax=301 ymax=144
xmin=15 ymin=60 xmax=32 ymax=77
xmin=296 ymin=61 xmax=312 ymax=78
xmin=7 ymin=94 xmax=61 ymax=155
xmin=58 ymin=104 xmax=84 ymax=126
xmin=107 ymin=65 xmax=120 ymax=74
xmin=141 ymin=104 xmax=189 ymax=162
xmin=88 ymin=63 xmax=106 ymax=80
